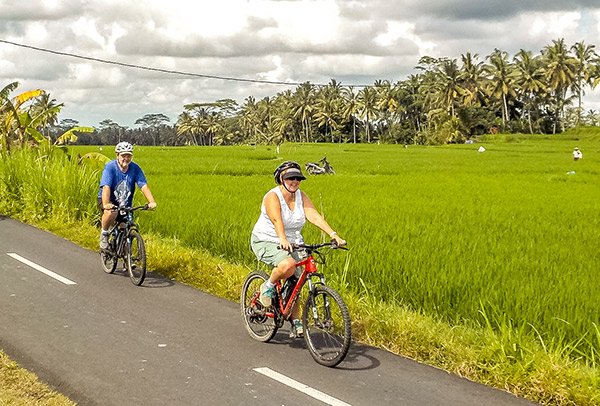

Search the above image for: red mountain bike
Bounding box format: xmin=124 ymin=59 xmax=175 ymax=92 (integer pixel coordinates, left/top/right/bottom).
xmin=241 ymin=241 xmax=351 ymax=367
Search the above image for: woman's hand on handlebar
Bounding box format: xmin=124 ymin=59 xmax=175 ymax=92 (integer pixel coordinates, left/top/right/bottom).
xmin=147 ymin=201 xmax=157 ymax=210
xmin=279 ymin=237 xmax=293 ymax=252
xmin=331 ymin=235 xmax=346 ymax=247
xmin=103 ymin=203 xmax=115 ymax=211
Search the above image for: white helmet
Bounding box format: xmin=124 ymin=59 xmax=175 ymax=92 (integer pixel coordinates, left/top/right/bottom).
xmin=115 ymin=141 xmax=133 ymax=155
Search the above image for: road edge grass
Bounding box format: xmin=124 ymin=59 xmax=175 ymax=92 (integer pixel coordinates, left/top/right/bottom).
xmin=1 ymin=217 xmax=596 ymax=406
xmin=0 ymin=349 xmax=76 ymax=406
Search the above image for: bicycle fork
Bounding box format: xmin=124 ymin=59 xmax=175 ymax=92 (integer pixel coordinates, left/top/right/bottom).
xmin=307 ymin=275 xmax=332 ymax=326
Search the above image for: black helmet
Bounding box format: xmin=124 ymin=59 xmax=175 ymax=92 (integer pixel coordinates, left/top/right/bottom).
xmin=273 ymin=161 xmax=304 ymax=184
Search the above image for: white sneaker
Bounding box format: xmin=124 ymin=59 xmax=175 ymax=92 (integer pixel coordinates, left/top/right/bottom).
xmin=290 ymin=319 xmax=303 ymax=338
xmin=259 ymin=283 xmax=276 ymax=307
xmin=100 ymin=233 xmax=109 ymax=250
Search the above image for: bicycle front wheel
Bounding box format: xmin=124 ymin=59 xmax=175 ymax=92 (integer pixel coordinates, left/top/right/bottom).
xmin=100 ymin=250 xmax=117 ymax=274
xmin=125 ymin=229 xmax=146 ymax=286
xmin=240 ymin=271 xmax=277 ymax=342
xmin=303 ymin=285 xmax=351 ymax=367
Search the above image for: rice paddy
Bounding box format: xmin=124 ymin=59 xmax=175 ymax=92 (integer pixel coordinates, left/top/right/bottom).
xmin=71 ymin=130 xmax=600 ymax=362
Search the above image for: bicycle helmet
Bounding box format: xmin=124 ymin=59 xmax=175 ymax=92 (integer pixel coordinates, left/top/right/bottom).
xmin=273 ymin=161 xmax=305 ymax=184
xmin=115 ymin=141 xmax=134 ymax=155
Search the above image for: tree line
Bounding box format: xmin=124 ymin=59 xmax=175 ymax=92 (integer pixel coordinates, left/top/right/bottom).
xmin=2 ymin=38 xmax=599 ymax=149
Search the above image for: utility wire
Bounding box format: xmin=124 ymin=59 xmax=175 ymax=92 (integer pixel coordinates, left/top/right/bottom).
xmin=0 ymin=39 xmax=371 ymax=88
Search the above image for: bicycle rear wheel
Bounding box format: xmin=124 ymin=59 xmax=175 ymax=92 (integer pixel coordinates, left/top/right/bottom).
xmin=240 ymin=271 xmax=277 ymax=342
xmin=125 ymin=229 xmax=146 ymax=286
xmin=303 ymin=285 xmax=351 ymax=367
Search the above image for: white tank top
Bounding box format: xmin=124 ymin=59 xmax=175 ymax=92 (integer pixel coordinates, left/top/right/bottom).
xmin=251 ymin=186 xmax=306 ymax=243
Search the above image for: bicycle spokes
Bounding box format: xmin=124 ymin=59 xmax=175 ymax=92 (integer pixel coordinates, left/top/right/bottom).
xmin=240 ymin=271 xmax=277 ymax=342
xmin=303 ymin=285 xmax=351 ymax=367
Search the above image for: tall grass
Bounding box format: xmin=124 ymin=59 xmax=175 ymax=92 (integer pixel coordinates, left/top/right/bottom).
xmin=0 ymin=146 xmax=99 ymax=223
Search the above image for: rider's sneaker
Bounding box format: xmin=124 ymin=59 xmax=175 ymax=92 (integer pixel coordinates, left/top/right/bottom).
xmin=259 ymin=283 xmax=276 ymax=307
xmin=290 ymin=319 xmax=304 ymax=338
xmin=99 ymin=232 xmax=109 ymax=250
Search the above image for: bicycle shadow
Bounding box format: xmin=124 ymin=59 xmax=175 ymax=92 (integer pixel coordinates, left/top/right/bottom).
xmin=268 ymin=331 xmax=380 ymax=371
xmin=110 ymin=267 xmax=175 ymax=288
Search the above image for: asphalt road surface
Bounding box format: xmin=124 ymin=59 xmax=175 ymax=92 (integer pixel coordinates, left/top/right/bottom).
xmin=0 ymin=216 xmax=536 ymax=405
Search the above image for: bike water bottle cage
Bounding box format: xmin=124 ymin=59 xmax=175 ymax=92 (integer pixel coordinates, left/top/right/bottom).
xmin=273 ymin=161 xmax=302 ymax=184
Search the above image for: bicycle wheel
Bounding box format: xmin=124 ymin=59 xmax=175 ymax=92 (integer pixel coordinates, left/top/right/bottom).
xmin=240 ymin=271 xmax=277 ymax=342
xmin=125 ymin=229 xmax=146 ymax=286
xmin=303 ymin=285 xmax=351 ymax=367
xmin=100 ymin=234 xmax=117 ymax=274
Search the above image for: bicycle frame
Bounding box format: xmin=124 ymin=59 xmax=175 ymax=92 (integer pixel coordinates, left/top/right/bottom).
xmin=106 ymin=205 xmax=145 ymax=257
xmin=264 ymin=244 xmax=336 ymax=322
xmin=273 ymin=255 xmax=317 ymax=319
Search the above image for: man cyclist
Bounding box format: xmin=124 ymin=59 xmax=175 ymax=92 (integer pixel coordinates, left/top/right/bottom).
xmin=98 ymin=141 xmax=157 ymax=250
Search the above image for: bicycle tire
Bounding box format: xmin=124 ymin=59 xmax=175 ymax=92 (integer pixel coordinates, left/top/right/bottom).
xmin=303 ymin=285 xmax=351 ymax=367
xmin=100 ymin=233 xmax=117 ymax=274
xmin=125 ymin=229 xmax=146 ymax=286
xmin=240 ymin=271 xmax=277 ymax=342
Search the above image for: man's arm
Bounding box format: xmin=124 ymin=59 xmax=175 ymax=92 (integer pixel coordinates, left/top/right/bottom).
xmin=101 ymin=185 xmax=114 ymax=210
xmin=140 ymin=184 xmax=157 ymax=209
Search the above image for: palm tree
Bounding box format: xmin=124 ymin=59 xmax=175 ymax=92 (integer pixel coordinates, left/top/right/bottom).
xmin=341 ymin=86 xmax=359 ymax=143
xmin=176 ymin=111 xmax=199 ymax=145
xmin=357 ymin=86 xmax=378 ymax=143
xmin=542 ymin=38 xmax=577 ymax=133
xmin=434 ymin=58 xmax=464 ymax=117
xmin=400 ymin=74 xmax=425 ymax=134
xmin=459 ymin=52 xmax=486 ymax=107
xmin=374 ymin=80 xmax=400 ymax=140
xmin=514 ymin=49 xmax=546 ymax=133
xmin=314 ymin=80 xmax=344 ymax=142
xmin=270 ymin=91 xmax=296 ymax=151
xmin=31 ymin=92 xmax=63 ymax=142
xmin=570 ymin=41 xmax=598 ymax=125
xmin=239 ymin=96 xmax=264 ymax=144
xmin=292 ymin=82 xmax=315 ymax=142
xmin=485 ymin=49 xmax=518 ymax=127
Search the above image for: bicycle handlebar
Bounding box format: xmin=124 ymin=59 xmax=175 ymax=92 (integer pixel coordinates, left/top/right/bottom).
xmin=279 ymin=241 xmax=348 ymax=252
xmin=104 ymin=204 xmax=149 ymax=212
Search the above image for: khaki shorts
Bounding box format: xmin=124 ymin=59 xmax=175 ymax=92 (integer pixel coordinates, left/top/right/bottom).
xmin=250 ymin=239 xmax=302 ymax=271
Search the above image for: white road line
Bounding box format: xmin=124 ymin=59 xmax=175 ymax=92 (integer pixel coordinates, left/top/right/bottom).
xmin=253 ymin=367 xmax=352 ymax=406
xmin=7 ymin=253 xmax=77 ymax=285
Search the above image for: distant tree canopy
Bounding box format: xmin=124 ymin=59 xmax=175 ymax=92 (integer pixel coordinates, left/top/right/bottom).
xmin=3 ymin=38 xmax=600 ymax=148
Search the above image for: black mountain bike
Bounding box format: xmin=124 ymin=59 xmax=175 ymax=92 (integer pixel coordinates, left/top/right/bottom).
xmin=100 ymin=205 xmax=149 ymax=286
xmin=241 ymin=242 xmax=351 ymax=367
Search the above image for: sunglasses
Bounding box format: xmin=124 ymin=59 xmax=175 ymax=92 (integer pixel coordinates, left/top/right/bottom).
xmin=287 ymin=177 xmax=303 ymax=181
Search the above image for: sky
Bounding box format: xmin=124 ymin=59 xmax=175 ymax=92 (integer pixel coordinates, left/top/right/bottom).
xmin=1 ymin=0 xmax=599 ymax=128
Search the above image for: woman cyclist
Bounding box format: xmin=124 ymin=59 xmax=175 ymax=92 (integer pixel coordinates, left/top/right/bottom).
xmin=250 ymin=161 xmax=346 ymax=337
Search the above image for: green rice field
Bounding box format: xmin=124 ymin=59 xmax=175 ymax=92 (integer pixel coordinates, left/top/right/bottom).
xmin=73 ymin=130 xmax=600 ymax=362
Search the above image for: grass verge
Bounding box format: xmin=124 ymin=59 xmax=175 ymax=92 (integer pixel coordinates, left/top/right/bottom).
xmin=0 ymin=349 xmax=75 ymax=406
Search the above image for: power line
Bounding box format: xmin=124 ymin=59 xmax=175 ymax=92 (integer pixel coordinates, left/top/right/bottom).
xmin=0 ymin=39 xmax=371 ymax=88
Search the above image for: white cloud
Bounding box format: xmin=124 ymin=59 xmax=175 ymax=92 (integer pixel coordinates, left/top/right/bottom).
xmin=1 ymin=1 xmax=599 ymax=126
xmin=375 ymin=21 xmax=437 ymax=56
xmin=529 ymin=11 xmax=581 ymax=37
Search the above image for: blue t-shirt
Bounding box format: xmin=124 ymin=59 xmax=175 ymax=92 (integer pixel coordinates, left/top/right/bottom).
xmin=97 ymin=160 xmax=148 ymax=207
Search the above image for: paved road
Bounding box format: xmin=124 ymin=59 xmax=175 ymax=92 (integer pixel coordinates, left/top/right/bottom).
xmin=0 ymin=216 xmax=536 ymax=405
